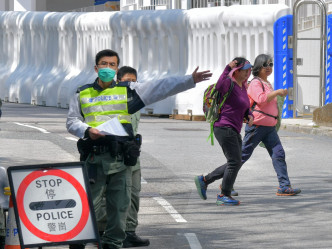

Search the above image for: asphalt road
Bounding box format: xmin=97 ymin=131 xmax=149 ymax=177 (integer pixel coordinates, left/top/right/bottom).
xmin=0 ymin=102 xmax=332 ymax=249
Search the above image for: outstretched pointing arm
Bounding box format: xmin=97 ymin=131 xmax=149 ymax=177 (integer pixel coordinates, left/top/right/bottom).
xmin=130 ymin=67 xmax=212 ymax=106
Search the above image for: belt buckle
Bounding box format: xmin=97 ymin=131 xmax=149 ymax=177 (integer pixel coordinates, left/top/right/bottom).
xmin=93 ymin=146 xmax=101 ymax=155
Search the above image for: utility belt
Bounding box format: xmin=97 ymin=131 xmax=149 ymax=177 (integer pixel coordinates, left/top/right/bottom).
xmin=92 ymin=145 xmax=115 ymax=155
xmin=92 ymin=142 xmax=123 ymax=156
xmin=77 ymin=134 xmax=142 ymax=167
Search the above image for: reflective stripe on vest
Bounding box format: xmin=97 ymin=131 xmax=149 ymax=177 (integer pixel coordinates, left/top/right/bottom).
xmin=85 ymin=114 xmax=131 ymax=124
xmin=79 ymin=86 xmax=130 ymax=127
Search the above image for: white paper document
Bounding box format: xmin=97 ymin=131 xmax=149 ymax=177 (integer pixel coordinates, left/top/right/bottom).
xmin=96 ymin=117 xmax=129 ymax=136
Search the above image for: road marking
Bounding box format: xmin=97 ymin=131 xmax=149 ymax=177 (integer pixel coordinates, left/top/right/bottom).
xmin=66 ymin=137 xmax=78 ymax=141
xmin=153 ymin=196 xmax=187 ymax=223
xmin=14 ymin=122 xmax=50 ymax=133
xmin=141 ymin=177 xmax=147 ymax=184
xmin=183 ymin=233 xmax=202 ymax=249
xmin=281 ymin=136 xmax=313 ymax=140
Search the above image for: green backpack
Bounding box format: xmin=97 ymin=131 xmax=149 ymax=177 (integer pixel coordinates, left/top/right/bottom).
xmin=203 ymin=80 xmax=234 ymax=145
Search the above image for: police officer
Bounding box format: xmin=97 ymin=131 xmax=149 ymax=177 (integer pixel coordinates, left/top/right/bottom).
xmin=66 ymin=49 xmax=212 ymax=249
xmin=0 ymin=209 xmax=4 ymax=249
xmin=116 ymin=66 xmax=149 ymax=248
xmin=94 ymin=66 xmax=150 ymax=248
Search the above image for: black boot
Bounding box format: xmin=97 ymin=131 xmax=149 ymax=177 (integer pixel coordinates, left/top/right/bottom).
xmin=122 ymin=232 xmax=150 ymax=248
xmin=102 ymin=243 xmax=118 ymax=249
xmin=69 ymin=244 xmax=85 ymax=249
xmin=0 ymin=236 xmax=5 ymax=249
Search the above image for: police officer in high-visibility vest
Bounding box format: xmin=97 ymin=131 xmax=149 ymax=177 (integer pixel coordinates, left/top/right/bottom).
xmin=66 ymin=49 xmax=212 ymax=249
xmin=94 ymin=66 xmax=150 ymax=248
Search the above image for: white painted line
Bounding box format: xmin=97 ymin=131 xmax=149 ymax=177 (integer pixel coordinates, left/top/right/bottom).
xmin=153 ymin=196 xmax=187 ymax=223
xmin=14 ymin=122 xmax=50 ymax=133
xmin=66 ymin=137 xmax=78 ymax=141
xmin=184 ymin=233 xmax=202 ymax=249
xmin=141 ymin=177 xmax=147 ymax=184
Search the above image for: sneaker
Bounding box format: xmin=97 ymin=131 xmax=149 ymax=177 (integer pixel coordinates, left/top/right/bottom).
xmin=194 ymin=175 xmax=207 ymax=200
xmin=231 ymin=189 xmax=239 ymax=196
xmin=122 ymin=232 xmax=150 ymax=248
xmin=276 ymin=186 xmax=301 ymax=196
xmin=216 ymin=194 xmax=240 ymax=206
xmin=219 ymin=184 xmax=238 ymax=196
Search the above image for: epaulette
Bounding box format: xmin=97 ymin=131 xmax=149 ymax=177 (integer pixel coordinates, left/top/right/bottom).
xmin=76 ymin=83 xmax=95 ymax=93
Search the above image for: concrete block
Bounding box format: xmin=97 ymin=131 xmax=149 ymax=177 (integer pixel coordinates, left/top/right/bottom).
xmin=313 ymin=103 xmax=332 ymax=127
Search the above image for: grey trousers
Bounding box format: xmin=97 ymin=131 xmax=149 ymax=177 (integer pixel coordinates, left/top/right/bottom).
xmin=205 ymin=126 xmax=242 ymax=196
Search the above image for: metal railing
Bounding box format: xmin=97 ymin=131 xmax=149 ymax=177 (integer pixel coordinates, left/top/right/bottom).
xmin=192 ymin=0 xmax=207 ymax=8
xmin=123 ymin=0 xmax=136 ymax=4
xmin=68 ymin=0 xmax=332 ymax=12
xmin=120 ymin=0 xmax=330 ymax=10
xmin=137 ymin=0 xmax=172 ymax=10
xmin=120 ymin=0 xmax=332 ymax=32
xmin=69 ymin=0 xmax=332 ymax=33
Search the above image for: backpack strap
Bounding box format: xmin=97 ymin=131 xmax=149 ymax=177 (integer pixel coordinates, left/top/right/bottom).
xmin=217 ymin=80 xmax=234 ymax=110
xmin=207 ymin=79 xmax=235 ymax=145
xmin=251 ymin=77 xmax=278 ymax=120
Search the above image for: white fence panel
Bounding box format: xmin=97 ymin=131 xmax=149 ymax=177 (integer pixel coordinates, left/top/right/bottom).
xmin=0 ymin=5 xmax=290 ymax=115
xmin=174 ymin=4 xmax=290 ymax=115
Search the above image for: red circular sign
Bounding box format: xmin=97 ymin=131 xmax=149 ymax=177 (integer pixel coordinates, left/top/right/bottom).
xmin=16 ymin=169 xmax=89 ymax=242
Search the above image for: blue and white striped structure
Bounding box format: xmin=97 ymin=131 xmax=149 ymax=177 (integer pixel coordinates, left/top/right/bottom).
xmin=274 ymin=13 xmax=332 ymax=115
xmin=326 ymin=15 xmax=332 ymax=105
xmin=274 ymin=15 xmax=293 ymax=118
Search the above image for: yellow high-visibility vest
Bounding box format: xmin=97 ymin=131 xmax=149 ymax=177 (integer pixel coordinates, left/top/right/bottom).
xmin=79 ymin=86 xmax=131 ymax=128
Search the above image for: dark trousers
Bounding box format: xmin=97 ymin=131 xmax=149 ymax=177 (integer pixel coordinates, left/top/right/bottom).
xmin=205 ymin=124 xmax=291 ymax=189
xmin=206 ymin=126 xmax=242 ymax=196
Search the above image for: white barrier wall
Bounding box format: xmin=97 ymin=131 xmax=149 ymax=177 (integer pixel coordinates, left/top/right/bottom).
xmin=0 ymin=5 xmax=290 ymax=114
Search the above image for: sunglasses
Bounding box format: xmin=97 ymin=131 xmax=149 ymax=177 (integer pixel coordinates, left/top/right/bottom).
xmin=262 ymin=62 xmax=273 ymax=68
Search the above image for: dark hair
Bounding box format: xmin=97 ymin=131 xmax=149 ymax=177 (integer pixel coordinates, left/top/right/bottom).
xmin=252 ymin=54 xmax=272 ymax=76
xmin=117 ymin=66 xmax=137 ymax=81
xmin=233 ymin=57 xmax=247 ymax=67
xmin=95 ymin=49 xmax=120 ymax=66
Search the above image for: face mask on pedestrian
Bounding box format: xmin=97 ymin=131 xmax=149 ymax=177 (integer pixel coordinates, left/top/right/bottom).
xmin=98 ymin=68 xmax=116 ymax=82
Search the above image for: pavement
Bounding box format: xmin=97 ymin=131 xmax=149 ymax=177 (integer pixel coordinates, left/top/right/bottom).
xmin=1 ymin=103 xmax=332 ymax=249
xmin=166 ymin=113 xmax=332 ymax=138
xmin=280 ymin=117 xmax=332 ymax=137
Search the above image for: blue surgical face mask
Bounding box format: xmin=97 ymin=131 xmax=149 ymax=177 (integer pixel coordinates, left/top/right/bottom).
xmin=98 ymin=68 xmax=116 ymax=82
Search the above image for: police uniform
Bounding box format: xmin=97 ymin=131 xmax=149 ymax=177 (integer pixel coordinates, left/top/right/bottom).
xmin=66 ymin=74 xmax=195 ymax=249
xmin=125 ymin=111 xmax=140 ymax=233
xmin=0 ymin=208 xmax=4 ymax=249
